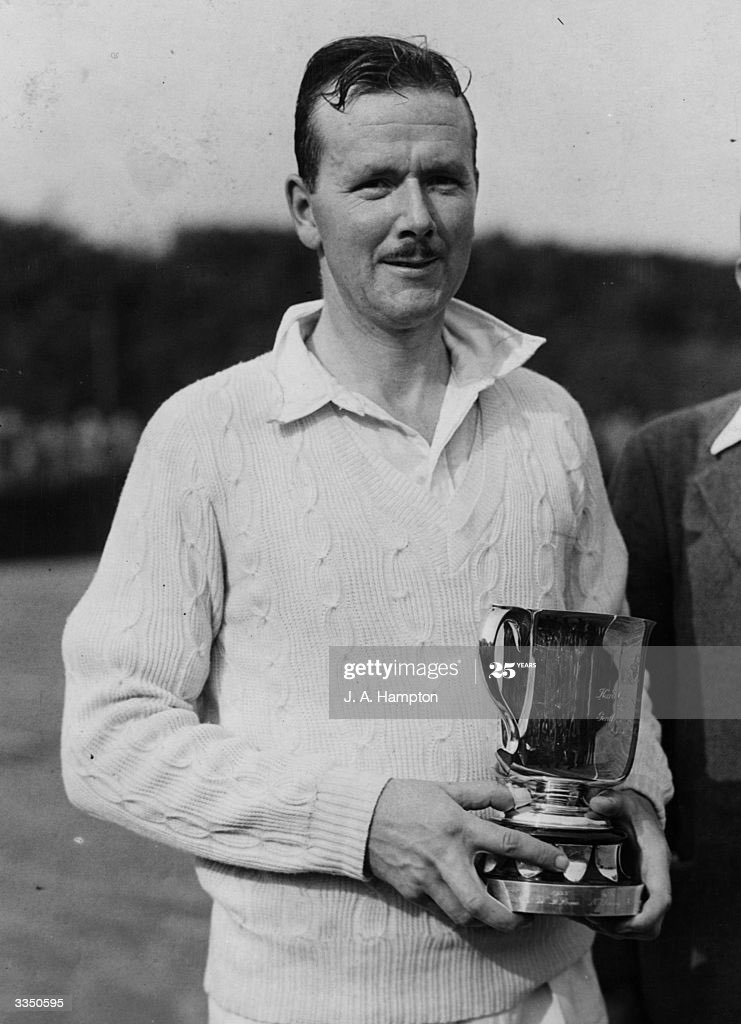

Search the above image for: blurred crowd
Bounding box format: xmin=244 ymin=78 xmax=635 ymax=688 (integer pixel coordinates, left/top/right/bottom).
xmin=0 ymin=403 xmax=638 ymax=496
xmin=0 ymin=408 xmax=141 ymax=492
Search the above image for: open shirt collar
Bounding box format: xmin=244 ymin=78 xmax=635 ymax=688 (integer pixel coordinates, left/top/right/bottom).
xmin=269 ymin=298 xmax=546 ymax=424
xmin=710 ymin=401 xmax=741 ymax=456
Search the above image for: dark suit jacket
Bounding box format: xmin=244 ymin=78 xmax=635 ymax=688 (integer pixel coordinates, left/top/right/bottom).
xmin=603 ymin=391 xmax=741 ymax=1022
xmin=610 ymin=389 xmax=741 ymax=648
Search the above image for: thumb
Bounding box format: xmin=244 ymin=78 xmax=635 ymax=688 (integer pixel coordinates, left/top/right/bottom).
xmin=588 ymin=791 xmax=623 ymax=817
xmin=441 ymin=779 xmax=532 ymax=812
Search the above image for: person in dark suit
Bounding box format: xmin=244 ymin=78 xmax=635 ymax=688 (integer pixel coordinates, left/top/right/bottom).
xmin=594 ymin=382 xmax=741 ymax=1023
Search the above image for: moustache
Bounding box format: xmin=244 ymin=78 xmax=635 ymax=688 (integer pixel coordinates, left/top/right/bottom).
xmin=382 ymin=244 xmax=442 ymax=262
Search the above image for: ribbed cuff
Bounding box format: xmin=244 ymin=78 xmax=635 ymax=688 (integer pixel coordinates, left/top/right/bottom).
xmin=307 ymin=768 xmax=392 ymax=879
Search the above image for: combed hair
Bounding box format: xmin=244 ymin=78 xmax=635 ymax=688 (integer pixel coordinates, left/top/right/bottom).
xmin=294 ymin=35 xmax=477 ymax=191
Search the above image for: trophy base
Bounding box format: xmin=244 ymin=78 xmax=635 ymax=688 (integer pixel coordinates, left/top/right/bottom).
xmin=478 ymin=810 xmax=644 ymax=916
xmin=505 ymin=806 xmax=613 ymax=831
xmin=486 ymin=877 xmax=644 ymax=916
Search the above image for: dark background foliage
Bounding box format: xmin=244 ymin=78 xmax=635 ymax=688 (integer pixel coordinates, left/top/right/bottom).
xmin=1 ymin=218 xmax=739 ymax=556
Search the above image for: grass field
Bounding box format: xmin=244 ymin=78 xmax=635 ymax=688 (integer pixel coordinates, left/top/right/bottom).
xmin=0 ymin=558 xmax=210 ymax=1024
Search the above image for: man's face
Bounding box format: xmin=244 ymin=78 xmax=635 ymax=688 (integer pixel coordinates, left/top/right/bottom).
xmin=296 ymin=88 xmax=478 ymax=336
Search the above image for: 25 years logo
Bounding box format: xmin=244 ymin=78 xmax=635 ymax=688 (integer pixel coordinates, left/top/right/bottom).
xmin=488 ymin=661 xmax=516 ymax=679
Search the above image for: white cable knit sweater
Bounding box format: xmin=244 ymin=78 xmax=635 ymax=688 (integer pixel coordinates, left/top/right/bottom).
xmin=61 ymin=300 xmax=671 ymax=1023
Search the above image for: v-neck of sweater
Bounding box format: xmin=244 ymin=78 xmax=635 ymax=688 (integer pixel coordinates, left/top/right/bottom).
xmin=300 ymin=385 xmax=511 ymax=578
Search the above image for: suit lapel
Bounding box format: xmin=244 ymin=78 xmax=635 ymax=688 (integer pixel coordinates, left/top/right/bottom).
xmin=686 ymin=404 xmax=741 ymax=565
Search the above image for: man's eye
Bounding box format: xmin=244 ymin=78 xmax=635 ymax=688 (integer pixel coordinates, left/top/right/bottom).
xmin=356 ymin=179 xmax=392 ymax=195
xmin=427 ymin=176 xmax=461 ymax=191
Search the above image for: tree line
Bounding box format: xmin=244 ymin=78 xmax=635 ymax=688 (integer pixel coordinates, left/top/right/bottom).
xmin=2 ymin=217 xmax=739 ymax=425
xmin=1 ymin=216 xmax=740 ymax=555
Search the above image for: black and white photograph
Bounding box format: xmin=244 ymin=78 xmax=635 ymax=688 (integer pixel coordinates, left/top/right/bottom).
xmin=2 ymin=3 xmax=741 ymax=1022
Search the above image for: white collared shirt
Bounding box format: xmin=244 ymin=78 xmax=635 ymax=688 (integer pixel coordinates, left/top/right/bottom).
xmin=269 ymin=298 xmax=545 ymax=504
xmin=710 ymin=402 xmax=741 ymax=456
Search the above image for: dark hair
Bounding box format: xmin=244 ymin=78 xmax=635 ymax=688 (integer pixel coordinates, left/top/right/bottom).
xmin=294 ymin=35 xmax=477 ymax=191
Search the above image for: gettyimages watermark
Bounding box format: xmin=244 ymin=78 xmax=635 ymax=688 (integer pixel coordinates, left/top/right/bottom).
xmin=330 ymin=647 xmax=481 ymax=718
xmin=327 ymin=645 xmax=741 ymax=720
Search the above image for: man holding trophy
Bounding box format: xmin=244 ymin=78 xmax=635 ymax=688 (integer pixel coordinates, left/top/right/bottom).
xmin=62 ymin=35 xmax=672 ymax=1024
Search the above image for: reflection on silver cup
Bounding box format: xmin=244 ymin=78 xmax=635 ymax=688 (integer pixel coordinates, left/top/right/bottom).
xmin=595 ymin=844 xmax=620 ymax=883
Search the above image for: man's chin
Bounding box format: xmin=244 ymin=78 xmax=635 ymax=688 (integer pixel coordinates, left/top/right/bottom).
xmin=374 ymin=288 xmax=451 ymax=332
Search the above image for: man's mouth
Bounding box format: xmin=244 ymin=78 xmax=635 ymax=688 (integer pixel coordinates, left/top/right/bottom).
xmin=382 ymin=254 xmax=440 ymax=268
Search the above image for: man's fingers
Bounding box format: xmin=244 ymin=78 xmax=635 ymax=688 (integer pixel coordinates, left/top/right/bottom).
xmin=468 ymin=817 xmax=569 ymax=874
xmin=584 ymin=789 xmax=672 ymax=939
xmin=380 ymin=852 xmax=527 ymax=932
xmin=432 ymin=858 xmax=530 ymax=931
xmin=570 ymin=914 xmax=632 ymax=938
xmin=580 ymin=887 xmax=670 ymax=940
xmin=609 ymin=851 xmax=671 ymax=939
xmin=587 ymin=793 xmax=622 ymax=818
xmin=441 ymin=779 xmax=531 ymax=813
xmin=367 ymin=778 xmax=567 ymax=931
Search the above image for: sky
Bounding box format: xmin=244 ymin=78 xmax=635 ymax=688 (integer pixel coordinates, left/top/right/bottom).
xmin=2 ymin=0 xmax=740 ymax=260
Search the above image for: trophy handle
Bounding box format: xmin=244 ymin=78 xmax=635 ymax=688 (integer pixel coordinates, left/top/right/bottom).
xmin=479 ymin=606 xmax=537 ymax=766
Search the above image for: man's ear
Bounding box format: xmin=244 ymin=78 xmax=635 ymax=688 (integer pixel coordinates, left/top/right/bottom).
xmin=285 ymin=175 xmax=322 ymax=253
xmin=735 ymin=257 xmax=741 ymax=295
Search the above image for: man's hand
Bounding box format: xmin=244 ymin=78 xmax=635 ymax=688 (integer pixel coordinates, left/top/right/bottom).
xmin=580 ymin=788 xmax=672 ymax=939
xmin=366 ymin=778 xmax=569 ymax=931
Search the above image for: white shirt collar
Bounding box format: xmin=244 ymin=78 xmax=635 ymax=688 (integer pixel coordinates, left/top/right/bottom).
xmin=269 ymin=298 xmax=546 ymax=424
xmin=710 ymin=402 xmax=741 ymax=456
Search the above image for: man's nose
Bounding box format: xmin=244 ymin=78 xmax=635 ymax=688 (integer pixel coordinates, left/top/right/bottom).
xmin=395 ymin=179 xmax=435 ymax=236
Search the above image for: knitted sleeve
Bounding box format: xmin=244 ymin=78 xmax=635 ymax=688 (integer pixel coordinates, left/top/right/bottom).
xmin=562 ymin=400 xmax=673 ymax=823
xmin=61 ymin=396 xmax=390 ymax=878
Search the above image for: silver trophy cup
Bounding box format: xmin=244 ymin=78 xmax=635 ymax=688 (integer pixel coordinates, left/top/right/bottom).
xmin=478 ymin=606 xmax=654 ymax=916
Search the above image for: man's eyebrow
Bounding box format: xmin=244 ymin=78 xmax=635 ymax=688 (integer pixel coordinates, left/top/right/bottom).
xmin=345 ymin=157 xmax=402 ymax=177
xmin=345 ymin=157 xmax=473 ymax=181
xmin=422 ymin=157 xmax=473 ymax=175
